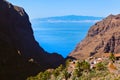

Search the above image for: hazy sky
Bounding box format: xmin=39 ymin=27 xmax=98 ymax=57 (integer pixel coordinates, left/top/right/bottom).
xmin=8 ymin=0 xmax=120 ymax=19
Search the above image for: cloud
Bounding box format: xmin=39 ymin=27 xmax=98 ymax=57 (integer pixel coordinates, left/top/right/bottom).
xmin=39 ymin=19 xmax=100 ymax=23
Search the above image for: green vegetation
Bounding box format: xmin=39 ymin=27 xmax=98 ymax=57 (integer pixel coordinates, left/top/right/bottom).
xmin=109 ymin=53 xmax=116 ymax=62
xmin=62 ymin=69 xmax=70 ymax=80
xmin=95 ymin=62 xmax=106 ymax=70
xmin=73 ymin=60 xmax=90 ymax=78
xmin=27 ymin=57 xmax=120 ymax=80
xmin=27 ymin=71 xmax=51 ymax=80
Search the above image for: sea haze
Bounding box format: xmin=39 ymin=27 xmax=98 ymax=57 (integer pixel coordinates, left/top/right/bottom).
xmin=31 ymin=15 xmax=103 ymax=58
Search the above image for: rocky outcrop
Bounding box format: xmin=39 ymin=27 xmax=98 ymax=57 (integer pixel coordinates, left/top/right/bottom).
xmin=0 ymin=0 xmax=64 ymax=79
xmin=69 ymin=14 xmax=120 ymax=59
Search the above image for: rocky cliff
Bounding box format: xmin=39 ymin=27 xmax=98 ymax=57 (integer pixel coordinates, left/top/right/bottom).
xmin=69 ymin=14 xmax=120 ymax=59
xmin=0 ymin=0 xmax=64 ymax=79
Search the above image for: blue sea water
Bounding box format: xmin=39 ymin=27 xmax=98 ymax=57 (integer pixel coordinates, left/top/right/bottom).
xmin=31 ymin=22 xmax=95 ymax=58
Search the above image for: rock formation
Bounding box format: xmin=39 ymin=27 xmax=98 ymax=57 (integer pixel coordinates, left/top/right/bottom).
xmin=69 ymin=14 xmax=120 ymax=59
xmin=0 ymin=0 xmax=64 ymax=79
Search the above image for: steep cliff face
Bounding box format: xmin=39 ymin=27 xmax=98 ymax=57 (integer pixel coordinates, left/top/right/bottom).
xmin=69 ymin=14 xmax=120 ymax=59
xmin=0 ymin=0 xmax=64 ymax=79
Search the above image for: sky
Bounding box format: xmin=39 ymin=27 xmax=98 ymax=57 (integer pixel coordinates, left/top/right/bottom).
xmin=8 ymin=0 xmax=120 ymax=19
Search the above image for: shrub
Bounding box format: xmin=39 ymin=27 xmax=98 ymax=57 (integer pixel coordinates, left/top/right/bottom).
xmin=109 ymin=53 xmax=116 ymax=62
xmin=95 ymin=62 xmax=106 ymax=71
xmin=80 ymin=60 xmax=90 ymax=72
xmin=62 ymin=69 xmax=70 ymax=80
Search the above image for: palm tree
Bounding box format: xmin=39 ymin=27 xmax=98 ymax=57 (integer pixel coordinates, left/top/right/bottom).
xmin=109 ymin=53 xmax=116 ymax=62
xmin=62 ymin=69 xmax=69 ymax=80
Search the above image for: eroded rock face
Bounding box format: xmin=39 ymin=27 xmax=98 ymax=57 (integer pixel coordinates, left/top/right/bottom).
xmin=0 ymin=0 xmax=64 ymax=79
xmin=69 ymin=14 xmax=120 ymax=60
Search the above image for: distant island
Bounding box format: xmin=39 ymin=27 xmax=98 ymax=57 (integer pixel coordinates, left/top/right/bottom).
xmin=28 ymin=14 xmax=120 ymax=80
xmin=31 ymin=15 xmax=103 ymax=57
xmin=1 ymin=0 xmax=120 ymax=80
xmin=32 ymin=15 xmax=103 ymax=23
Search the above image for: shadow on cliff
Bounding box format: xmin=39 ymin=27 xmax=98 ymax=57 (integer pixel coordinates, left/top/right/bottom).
xmin=0 ymin=0 xmax=64 ymax=79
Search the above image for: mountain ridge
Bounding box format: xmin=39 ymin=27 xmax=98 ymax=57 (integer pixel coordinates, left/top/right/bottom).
xmin=0 ymin=0 xmax=64 ymax=79
xmin=69 ymin=14 xmax=120 ymax=59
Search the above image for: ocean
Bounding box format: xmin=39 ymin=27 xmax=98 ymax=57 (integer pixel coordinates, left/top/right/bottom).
xmin=31 ymin=21 xmax=95 ymax=58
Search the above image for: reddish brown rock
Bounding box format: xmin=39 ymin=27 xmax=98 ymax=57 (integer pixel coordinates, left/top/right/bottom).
xmin=69 ymin=14 xmax=120 ymax=59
